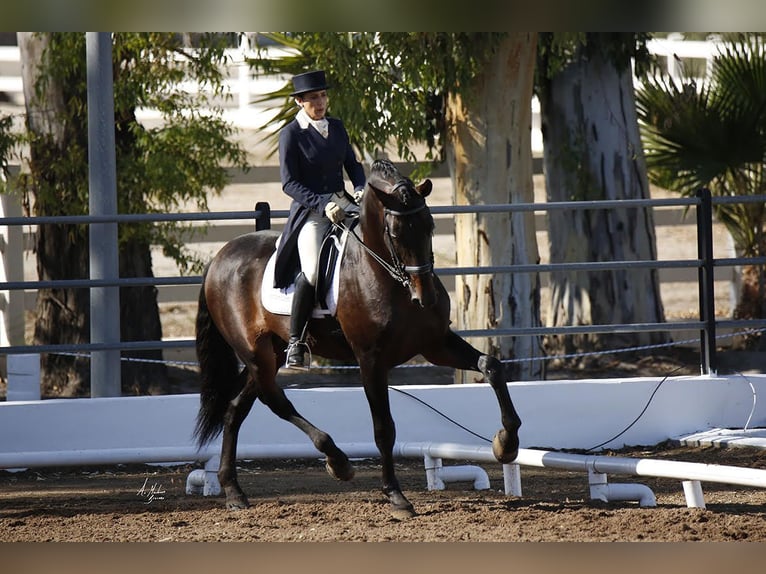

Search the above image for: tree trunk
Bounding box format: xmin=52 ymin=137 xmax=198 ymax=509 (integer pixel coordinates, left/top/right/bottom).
xmin=19 ymin=32 xmax=90 ymax=395
xmin=539 ymin=41 xmax=666 ymax=357
xmin=446 ymin=33 xmax=544 ymax=382
xmin=119 ymin=237 xmax=167 ymax=395
xmin=33 ymin=222 xmax=92 ymax=396
xmin=18 ymin=32 xmax=168 ymax=396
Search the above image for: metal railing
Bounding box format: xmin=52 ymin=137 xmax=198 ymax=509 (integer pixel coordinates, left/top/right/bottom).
xmin=2 ymin=192 xmax=766 ymax=376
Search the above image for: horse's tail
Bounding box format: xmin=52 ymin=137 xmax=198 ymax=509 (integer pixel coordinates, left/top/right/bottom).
xmin=193 ymin=275 xmax=241 ymax=449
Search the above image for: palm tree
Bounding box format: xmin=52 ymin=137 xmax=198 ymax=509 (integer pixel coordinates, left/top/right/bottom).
xmin=636 ymin=34 xmax=766 ymax=329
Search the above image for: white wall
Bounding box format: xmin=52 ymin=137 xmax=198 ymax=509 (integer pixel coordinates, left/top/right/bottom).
xmin=1 ymin=374 xmax=764 ymax=470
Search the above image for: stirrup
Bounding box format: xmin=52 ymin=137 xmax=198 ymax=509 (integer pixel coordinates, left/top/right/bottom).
xmin=285 ymin=340 xmax=310 ymax=370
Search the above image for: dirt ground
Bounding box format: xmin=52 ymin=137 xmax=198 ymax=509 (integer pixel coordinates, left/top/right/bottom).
xmin=2 ymin=441 xmax=766 ymax=542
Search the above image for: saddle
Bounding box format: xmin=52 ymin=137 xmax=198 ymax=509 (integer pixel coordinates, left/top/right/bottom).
xmin=261 ymin=216 xmax=358 ymax=317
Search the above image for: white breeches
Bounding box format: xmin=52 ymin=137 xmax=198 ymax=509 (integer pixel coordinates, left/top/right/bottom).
xmin=297 ymin=192 xmax=354 ymax=286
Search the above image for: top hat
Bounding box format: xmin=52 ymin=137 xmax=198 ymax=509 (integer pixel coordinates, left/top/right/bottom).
xmin=290 ymin=70 xmax=330 ymax=96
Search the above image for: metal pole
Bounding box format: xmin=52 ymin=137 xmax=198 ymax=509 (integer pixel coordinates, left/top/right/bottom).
xmin=696 ymin=188 xmax=717 ymax=374
xmin=254 ymin=201 xmax=271 ymax=230
xmin=86 ymin=32 xmax=121 ymax=397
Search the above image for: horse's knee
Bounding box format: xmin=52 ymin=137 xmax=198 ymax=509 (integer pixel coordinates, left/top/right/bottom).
xmin=478 ymin=354 xmax=504 ymax=381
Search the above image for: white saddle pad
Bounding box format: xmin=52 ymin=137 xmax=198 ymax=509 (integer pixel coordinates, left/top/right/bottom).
xmin=261 ymin=229 xmax=350 ymax=317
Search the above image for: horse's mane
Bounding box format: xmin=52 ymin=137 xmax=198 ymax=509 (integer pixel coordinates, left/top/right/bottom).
xmin=368 ymin=159 xmax=420 ymax=207
xmin=370 ymin=158 xmax=400 ymax=181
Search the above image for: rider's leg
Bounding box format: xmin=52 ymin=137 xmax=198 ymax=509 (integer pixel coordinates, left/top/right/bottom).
xmin=285 ymin=213 xmax=327 ymax=369
xmin=285 ymin=271 xmax=315 ymax=369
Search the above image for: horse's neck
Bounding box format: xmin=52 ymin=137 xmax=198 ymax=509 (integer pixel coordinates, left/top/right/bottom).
xmin=358 ymin=209 xmax=387 ymax=254
xmin=353 ymin=209 xmax=394 ymax=274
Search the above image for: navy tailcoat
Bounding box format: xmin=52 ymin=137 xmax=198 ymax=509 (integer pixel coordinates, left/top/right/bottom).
xmin=273 ymin=115 xmax=366 ymax=288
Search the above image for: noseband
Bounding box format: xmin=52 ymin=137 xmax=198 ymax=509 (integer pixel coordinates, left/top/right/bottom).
xmin=383 ymin=202 xmax=434 ymax=279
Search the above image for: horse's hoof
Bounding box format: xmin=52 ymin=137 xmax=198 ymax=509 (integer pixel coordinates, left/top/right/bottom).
xmin=223 ymin=485 xmax=251 ymax=510
xmin=386 ymin=490 xmax=416 ymax=520
xmin=225 ymin=497 xmax=250 ymax=511
xmin=391 ymin=504 xmax=417 ymax=520
xmin=492 ymin=429 xmax=519 ymax=464
xmin=326 ymin=458 xmax=355 ymax=481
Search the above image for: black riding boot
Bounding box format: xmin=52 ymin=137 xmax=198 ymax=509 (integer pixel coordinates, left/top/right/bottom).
xmin=285 ymin=272 xmax=316 ymax=369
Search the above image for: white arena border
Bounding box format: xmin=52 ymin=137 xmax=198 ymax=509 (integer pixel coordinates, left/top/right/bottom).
xmin=2 ymin=374 xmax=766 ymax=509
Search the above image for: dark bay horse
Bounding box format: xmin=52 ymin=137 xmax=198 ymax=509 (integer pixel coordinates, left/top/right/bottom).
xmin=194 ymin=159 xmax=521 ymax=518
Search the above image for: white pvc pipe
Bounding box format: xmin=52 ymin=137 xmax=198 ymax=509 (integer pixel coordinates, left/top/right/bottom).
xmin=397 ymin=443 xmax=766 ymax=508
xmin=423 ymin=454 xmax=490 ymax=491
xmin=0 ymin=440 xmax=759 ymax=494
xmin=503 ymin=464 xmax=523 ymax=497
xmin=589 ymin=470 xmax=656 ymax=507
xmin=5 ymin=439 xmax=766 ymax=509
xmin=185 ymin=469 xmax=207 ymax=495
xmin=682 ymin=480 xmax=706 ymax=509
xmin=512 ymin=447 xmax=766 ymax=490
xmin=591 ymin=482 xmax=657 ymax=507
xmin=185 ymin=457 xmax=221 ymax=496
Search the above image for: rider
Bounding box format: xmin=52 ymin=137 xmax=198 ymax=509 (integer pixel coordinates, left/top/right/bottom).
xmin=274 ymin=70 xmax=366 ymax=370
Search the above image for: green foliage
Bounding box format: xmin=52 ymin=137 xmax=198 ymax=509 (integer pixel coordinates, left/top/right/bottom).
xmin=19 ymin=32 xmax=249 ymax=273
xmin=636 ymin=33 xmax=766 ymax=257
xmin=0 ymin=114 xmax=17 ymax=191
xmin=248 ymin=32 xmax=505 ymax=177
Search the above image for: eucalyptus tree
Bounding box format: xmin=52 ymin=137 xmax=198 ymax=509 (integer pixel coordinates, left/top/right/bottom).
xmin=537 ymin=33 xmax=667 ymax=358
xmin=636 ymin=34 xmax=766 ymax=331
xmin=16 ymin=32 xmax=248 ymax=395
xmin=250 ymin=32 xmax=544 ymax=381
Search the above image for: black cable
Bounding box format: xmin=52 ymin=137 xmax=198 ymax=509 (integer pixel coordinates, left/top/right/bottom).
xmin=585 ymin=364 xmax=686 ymax=452
xmin=390 ymin=386 xmax=493 ymax=443
xmin=392 ymin=363 xmax=700 ymax=454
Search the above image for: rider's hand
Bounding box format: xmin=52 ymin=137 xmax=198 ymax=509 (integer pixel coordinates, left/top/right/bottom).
xmin=352 ymin=187 xmax=364 ymax=204
xmin=324 ymin=201 xmax=346 ymax=224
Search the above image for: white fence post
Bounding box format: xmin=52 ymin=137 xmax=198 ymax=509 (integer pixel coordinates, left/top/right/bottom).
xmin=0 ymin=188 xmax=25 ymax=355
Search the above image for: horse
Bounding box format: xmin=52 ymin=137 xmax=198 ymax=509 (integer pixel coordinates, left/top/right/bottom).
xmin=193 ymin=158 xmax=521 ymax=519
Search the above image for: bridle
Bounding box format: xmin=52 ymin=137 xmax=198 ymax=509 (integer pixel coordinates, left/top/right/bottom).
xmin=337 ymin=179 xmax=434 ymax=289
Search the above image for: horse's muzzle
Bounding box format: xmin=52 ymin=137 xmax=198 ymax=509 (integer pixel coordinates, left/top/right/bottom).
xmin=410 ymin=272 xmax=437 ymax=308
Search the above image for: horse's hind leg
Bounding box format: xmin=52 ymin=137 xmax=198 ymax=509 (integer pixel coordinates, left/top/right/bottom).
xmin=258 ymin=386 xmax=355 ymax=481
xmin=255 ymin=348 xmax=354 ymax=481
xmin=218 ymin=368 xmax=259 ymax=510
xmin=423 ymin=331 xmax=521 ymax=463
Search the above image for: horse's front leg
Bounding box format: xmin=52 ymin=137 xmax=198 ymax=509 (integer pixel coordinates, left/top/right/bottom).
xmin=359 ymin=363 xmax=416 ymax=519
xmin=423 ymin=331 xmax=521 ymax=463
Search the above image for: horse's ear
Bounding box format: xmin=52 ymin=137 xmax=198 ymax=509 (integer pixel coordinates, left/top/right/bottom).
xmin=416 ymin=179 xmax=432 ymax=198
xmin=367 ymin=175 xmax=386 ymax=195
